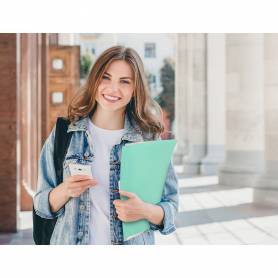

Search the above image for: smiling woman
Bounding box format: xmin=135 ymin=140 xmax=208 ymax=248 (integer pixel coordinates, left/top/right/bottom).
xmin=68 ymin=46 xmax=164 ymax=135
xmin=33 ymin=45 xmax=179 ymax=245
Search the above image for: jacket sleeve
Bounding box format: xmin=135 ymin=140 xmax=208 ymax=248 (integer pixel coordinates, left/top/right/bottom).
xmin=149 ymin=160 xmax=179 ymax=235
xmin=33 ymin=124 xmax=65 ymax=219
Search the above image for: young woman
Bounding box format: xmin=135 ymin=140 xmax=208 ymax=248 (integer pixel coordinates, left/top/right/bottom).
xmin=33 ymin=45 xmax=179 ymax=245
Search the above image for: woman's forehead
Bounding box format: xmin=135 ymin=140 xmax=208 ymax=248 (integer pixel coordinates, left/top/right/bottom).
xmin=105 ymin=60 xmax=134 ymax=77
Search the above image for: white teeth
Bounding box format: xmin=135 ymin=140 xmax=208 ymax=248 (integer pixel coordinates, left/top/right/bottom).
xmin=103 ymin=94 xmax=120 ymax=101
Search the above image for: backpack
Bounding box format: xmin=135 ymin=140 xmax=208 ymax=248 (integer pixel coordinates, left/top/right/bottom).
xmin=32 ymin=117 xmax=72 ymax=245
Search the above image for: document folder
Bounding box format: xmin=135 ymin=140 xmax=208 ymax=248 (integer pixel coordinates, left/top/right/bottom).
xmin=119 ymin=139 xmax=176 ymax=241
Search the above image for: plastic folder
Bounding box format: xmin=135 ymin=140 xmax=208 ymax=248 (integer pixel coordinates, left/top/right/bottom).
xmin=119 ymin=139 xmax=176 ymax=241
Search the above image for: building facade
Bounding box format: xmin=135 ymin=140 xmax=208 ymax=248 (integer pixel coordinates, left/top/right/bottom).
xmin=175 ymin=33 xmax=278 ymax=207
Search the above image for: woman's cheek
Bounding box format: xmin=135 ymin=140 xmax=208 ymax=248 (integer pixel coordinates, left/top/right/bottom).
xmin=125 ymin=90 xmax=133 ymax=103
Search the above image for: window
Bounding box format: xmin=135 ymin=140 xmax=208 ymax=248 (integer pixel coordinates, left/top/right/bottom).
xmin=149 ymin=74 xmax=156 ymax=84
xmin=52 ymin=58 xmax=64 ymax=70
xmin=145 ymin=43 xmax=156 ymax=58
xmin=148 ymin=74 xmax=157 ymax=90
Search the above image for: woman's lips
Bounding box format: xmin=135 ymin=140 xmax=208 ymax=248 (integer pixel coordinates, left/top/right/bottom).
xmin=102 ymin=94 xmax=121 ymax=103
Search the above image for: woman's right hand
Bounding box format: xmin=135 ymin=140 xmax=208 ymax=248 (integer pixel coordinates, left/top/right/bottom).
xmin=62 ymin=175 xmax=98 ymax=198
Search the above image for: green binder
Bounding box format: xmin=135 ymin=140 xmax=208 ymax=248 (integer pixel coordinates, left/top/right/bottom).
xmin=119 ymin=139 xmax=176 ymax=241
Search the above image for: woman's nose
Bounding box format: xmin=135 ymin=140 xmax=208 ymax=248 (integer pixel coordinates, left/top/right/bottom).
xmin=110 ymin=81 xmax=119 ymax=93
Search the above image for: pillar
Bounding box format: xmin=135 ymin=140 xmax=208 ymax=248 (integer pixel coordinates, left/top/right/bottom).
xmin=219 ymin=34 xmax=265 ymax=187
xmin=201 ymin=33 xmax=225 ymax=175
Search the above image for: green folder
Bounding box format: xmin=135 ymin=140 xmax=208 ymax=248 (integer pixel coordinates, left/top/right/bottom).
xmin=119 ymin=139 xmax=176 ymax=241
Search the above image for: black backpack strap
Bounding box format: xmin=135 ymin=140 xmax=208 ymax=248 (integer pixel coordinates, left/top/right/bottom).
xmin=33 ymin=117 xmax=72 ymax=245
xmin=54 ymin=117 xmax=73 ymax=185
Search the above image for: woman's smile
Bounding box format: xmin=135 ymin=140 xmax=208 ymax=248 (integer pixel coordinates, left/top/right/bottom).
xmin=102 ymin=94 xmax=122 ymax=103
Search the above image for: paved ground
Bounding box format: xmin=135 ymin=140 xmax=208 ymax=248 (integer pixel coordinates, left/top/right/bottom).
xmin=1 ymin=173 xmax=278 ymax=245
xmin=156 ymin=175 xmax=278 ymax=245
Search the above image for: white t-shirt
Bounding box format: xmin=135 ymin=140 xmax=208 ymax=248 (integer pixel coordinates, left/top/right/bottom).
xmin=88 ymin=120 xmax=125 ymax=245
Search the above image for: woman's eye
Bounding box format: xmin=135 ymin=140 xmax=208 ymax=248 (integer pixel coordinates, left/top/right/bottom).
xmin=121 ymin=80 xmax=130 ymax=84
xmin=102 ymin=76 xmax=110 ymax=80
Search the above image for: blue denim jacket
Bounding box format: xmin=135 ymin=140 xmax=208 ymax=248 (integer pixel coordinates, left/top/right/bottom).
xmin=33 ymin=115 xmax=179 ymax=245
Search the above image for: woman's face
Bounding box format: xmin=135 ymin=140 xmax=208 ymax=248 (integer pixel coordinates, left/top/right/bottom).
xmin=96 ymin=60 xmax=135 ymax=113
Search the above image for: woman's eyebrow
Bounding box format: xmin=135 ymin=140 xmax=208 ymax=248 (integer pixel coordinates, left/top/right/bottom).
xmin=120 ymin=77 xmax=133 ymax=80
xmin=104 ymin=72 xmax=133 ymax=80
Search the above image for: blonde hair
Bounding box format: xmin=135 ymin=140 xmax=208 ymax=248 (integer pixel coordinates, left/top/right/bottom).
xmin=68 ymin=45 xmax=164 ymax=136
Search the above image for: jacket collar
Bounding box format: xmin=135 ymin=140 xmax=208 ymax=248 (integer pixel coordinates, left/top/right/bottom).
xmin=67 ymin=113 xmax=144 ymax=143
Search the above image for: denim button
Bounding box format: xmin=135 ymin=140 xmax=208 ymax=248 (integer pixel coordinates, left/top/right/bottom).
xmin=113 ymin=212 xmax=118 ymax=220
xmin=84 ymin=152 xmax=89 ymax=159
xmin=77 ymin=231 xmax=83 ymax=239
xmin=80 ymin=204 xmax=86 ymax=210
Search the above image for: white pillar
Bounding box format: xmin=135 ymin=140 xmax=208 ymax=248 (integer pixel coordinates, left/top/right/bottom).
xmin=182 ymin=34 xmax=207 ymax=176
xmin=201 ymin=34 xmax=226 ymax=175
xmin=173 ymin=33 xmax=191 ymax=164
xmin=254 ymin=34 xmax=278 ymax=207
xmin=219 ymin=34 xmax=265 ymax=187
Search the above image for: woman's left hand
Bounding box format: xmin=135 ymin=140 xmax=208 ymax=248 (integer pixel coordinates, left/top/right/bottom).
xmin=113 ymin=190 xmax=148 ymax=222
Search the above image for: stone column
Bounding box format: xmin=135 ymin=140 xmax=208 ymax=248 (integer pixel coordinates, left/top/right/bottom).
xmin=182 ymin=34 xmax=207 ymax=176
xmin=254 ymin=34 xmax=278 ymax=207
xmin=219 ymin=34 xmax=265 ymax=187
xmin=173 ymin=33 xmax=190 ymax=164
xmin=201 ymin=34 xmax=226 ymax=175
xmin=0 ymin=34 xmax=18 ymax=232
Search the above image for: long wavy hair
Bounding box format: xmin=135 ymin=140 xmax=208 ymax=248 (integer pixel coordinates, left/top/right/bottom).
xmin=68 ymin=45 xmax=164 ymax=136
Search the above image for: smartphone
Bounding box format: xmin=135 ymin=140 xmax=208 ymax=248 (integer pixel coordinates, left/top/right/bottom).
xmin=68 ymin=163 xmax=93 ymax=178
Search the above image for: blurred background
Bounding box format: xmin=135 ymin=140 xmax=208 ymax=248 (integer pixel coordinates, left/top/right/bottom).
xmin=1 ymin=33 xmax=278 ymax=244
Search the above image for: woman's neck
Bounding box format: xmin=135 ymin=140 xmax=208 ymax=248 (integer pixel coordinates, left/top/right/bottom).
xmin=91 ymin=107 xmax=125 ymax=130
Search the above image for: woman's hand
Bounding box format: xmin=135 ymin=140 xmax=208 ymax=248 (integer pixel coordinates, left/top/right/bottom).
xmin=62 ymin=175 xmax=98 ymax=198
xmin=113 ymin=190 xmax=149 ymax=222
xmin=113 ymin=190 xmax=165 ymax=225
xmin=49 ymin=175 xmax=98 ymax=214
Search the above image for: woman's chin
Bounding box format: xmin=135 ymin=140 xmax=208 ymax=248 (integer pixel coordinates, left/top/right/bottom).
xmin=98 ymin=102 xmax=125 ymax=113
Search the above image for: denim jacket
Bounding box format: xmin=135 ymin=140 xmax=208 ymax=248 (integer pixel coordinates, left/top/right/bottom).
xmin=33 ymin=114 xmax=179 ymax=245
